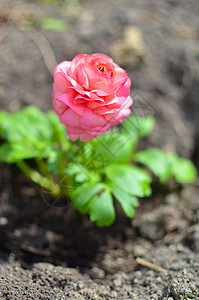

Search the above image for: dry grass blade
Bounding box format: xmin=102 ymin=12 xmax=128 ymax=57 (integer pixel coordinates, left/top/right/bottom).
xmin=136 ymin=257 xmax=167 ymax=273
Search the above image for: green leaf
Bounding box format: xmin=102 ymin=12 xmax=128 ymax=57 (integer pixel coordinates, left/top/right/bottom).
xmin=0 ymin=106 xmax=53 ymax=143
xmin=136 ymin=148 xmax=172 ymax=183
xmin=0 ymin=107 xmax=65 ymax=163
xmin=47 ymin=150 xmax=63 ymax=174
xmin=0 ymin=111 xmax=23 ymax=141
xmin=75 ymin=173 xmax=90 ymax=183
xmin=40 ymin=17 xmax=68 ymax=32
xmin=46 ymin=111 xmax=67 ymax=143
xmin=167 ymin=153 xmax=197 ymax=184
xmin=0 ymin=110 xmax=8 ymax=137
xmin=64 ymin=163 xmax=83 ymax=175
xmin=23 ymin=106 xmax=53 ymax=140
xmin=105 ymin=164 xmax=152 ymax=197
xmin=137 ymin=149 xmax=197 ymax=184
xmin=89 ymin=190 xmax=115 ymax=227
xmin=64 ymin=163 xmax=91 ymax=183
xmin=0 ymin=142 xmax=52 ymax=163
xmin=72 ymin=182 xmax=104 ymax=214
xmin=92 ymin=129 xmax=135 ymax=165
xmin=111 ymin=184 xmax=139 ymax=218
xmin=122 ymin=115 xmax=155 ymax=140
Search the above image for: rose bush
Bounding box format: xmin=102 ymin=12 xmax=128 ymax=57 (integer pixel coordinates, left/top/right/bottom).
xmin=52 ymin=53 xmax=133 ymax=142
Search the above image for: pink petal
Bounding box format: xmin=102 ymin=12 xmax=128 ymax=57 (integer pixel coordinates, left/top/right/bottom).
xmin=54 ymin=61 xmax=71 ymax=77
xmin=74 ymin=94 xmax=103 ymax=104
xmin=69 ymin=54 xmax=87 ymax=75
xmin=58 ymin=90 xmax=85 ymax=116
xmin=77 ymin=64 xmax=89 ymax=89
xmin=60 ymin=69 xmax=84 ymax=92
xmin=92 ymin=89 xmax=111 ymax=97
xmin=59 ymin=108 xmax=80 ymax=127
xmin=87 ymin=101 xmax=106 ymax=109
xmin=67 ymin=133 xmax=79 ymax=141
xmin=116 ymin=77 xmax=131 ymax=97
xmin=94 ymin=106 xmax=120 ymax=115
xmin=54 ymin=71 xmax=71 ymax=92
xmin=90 ymin=53 xmax=114 ymax=65
xmin=122 ymin=96 xmax=133 ymax=109
xmin=79 ymin=133 xmax=95 ymax=142
xmin=80 ymin=108 xmax=106 ymax=128
xmin=52 ymin=83 xmax=64 ymax=99
xmin=114 ymin=96 xmax=133 ymax=120
xmin=87 ymin=95 xmax=118 ymax=109
xmin=53 ymin=98 xmax=68 ymax=115
xmin=66 ymin=126 xmax=84 ymax=134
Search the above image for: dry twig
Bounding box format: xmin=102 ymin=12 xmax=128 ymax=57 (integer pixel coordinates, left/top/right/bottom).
xmin=136 ymin=257 xmax=166 ymax=273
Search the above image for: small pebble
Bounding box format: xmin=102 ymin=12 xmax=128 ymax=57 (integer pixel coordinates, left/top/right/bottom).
xmin=0 ymin=217 xmax=8 ymax=226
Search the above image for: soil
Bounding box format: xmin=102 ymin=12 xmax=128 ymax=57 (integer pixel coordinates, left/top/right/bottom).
xmin=0 ymin=0 xmax=199 ymax=299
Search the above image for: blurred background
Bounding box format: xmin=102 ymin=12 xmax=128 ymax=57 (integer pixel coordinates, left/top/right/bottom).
xmin=0 ymin=0 xmax=199 ymax=166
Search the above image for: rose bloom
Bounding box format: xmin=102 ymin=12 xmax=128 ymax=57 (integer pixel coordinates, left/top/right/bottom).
xmin=52 ymin=53 xmax=133 ymax=142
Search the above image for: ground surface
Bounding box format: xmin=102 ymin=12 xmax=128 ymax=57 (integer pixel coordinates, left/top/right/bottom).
xmin=0 ymin=0 xmax=199 ymax=299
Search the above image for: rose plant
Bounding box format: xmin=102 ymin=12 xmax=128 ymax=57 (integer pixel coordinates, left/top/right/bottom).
xmin=0 ymin=53 xmax=197 ymax=226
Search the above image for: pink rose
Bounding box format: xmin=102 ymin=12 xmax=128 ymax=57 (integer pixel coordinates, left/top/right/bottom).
xmin=52 ymin=53 xmax=133 ymax=142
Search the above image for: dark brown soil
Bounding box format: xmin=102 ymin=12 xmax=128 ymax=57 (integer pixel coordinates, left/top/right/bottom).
xmin=0 ymin=0 xmax=199 ymax=299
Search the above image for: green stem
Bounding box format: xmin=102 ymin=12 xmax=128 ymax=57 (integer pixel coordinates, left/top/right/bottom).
xmin=131 ymin=152 xmax=138 ymax=161
xmin=36 ymin=158 xmax=49 ymax=177
xmin=17 ymin=160 xmax=60 ymax=197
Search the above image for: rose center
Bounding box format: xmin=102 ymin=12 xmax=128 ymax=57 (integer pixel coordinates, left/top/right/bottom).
xmin=97 ymin=64 xmax=113 ymax=78
xmin=98 ymin=65 xmax=106 ymax=73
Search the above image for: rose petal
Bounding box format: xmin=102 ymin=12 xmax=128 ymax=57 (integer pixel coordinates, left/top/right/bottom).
xmin=74 ymin=93 xmax=103 ymax=104
xmin=59 ymin=108 xmax=80 ymax=127
xmin=80 ymin=108 xmax=106 ymax=128
xmin=69 ymin=54 xmax=87 ymax=76
xmin=60 ymin=69 xmax=84 ymax=93
xmin=58 ymin=89 xmax=85 ymax=116
xmin=55 ymin=61 xmax=71 ymax=74
xmin=79 ymin=133 xmax=95 ymax=142
xmin=67 ymin=133 xmax=79 ymax=141
xmin=54 ymin=71 xmax=71 ymax=92
xmin=77 ymin=64 xmax=89 ymax=89
xmin=116 ymin=77 xmax=131 ymax=97
xmin=94 ymin=106 xmax=120 ymax=115
xmin=90 ymin=53 xmax=114 ymax=65
xmin=66 ymin=126 xmax=84 ymax=134
xmin=53 ymin=98 xmax=67 ymax=115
